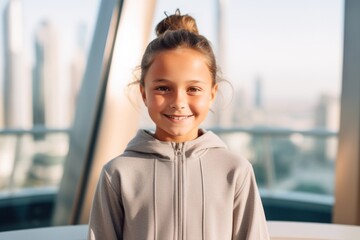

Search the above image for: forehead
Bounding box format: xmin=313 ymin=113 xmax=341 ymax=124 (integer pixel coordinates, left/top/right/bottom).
xmin=145 ymin=48 xmax=212 ymax=83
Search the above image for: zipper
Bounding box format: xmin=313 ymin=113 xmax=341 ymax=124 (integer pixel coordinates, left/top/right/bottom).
xmin=175 ymin=143 xmax=182 ymax=156
xmin=174 ymin=143 xmax=184 ymax=240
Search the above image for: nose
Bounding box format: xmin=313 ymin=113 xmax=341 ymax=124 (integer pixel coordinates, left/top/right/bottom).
xmin=170 ymin=90 xmax=186 ymax=110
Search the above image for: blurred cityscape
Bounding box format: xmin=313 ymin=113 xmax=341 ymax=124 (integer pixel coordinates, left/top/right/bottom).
xmin=0 ymin=0 xmax=87 ymax=190
xmin=0 ymin=0 xmax=340 ymax=199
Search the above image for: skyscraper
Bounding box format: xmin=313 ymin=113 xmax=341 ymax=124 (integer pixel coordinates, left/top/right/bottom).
xmin=0 ymin=65 xmax=3 ymax=128
xmin=254 ymin=76 xmax=263 ymax=109
xmin=314 ymin=93 xmax=340 ymax=162
xmin=69 ymin=23 xmax=87 ymax=123
xmin=33 ymin=20 xmax=65 ymax=127
xmin=3 ymin=0 xmax=32 ymax=128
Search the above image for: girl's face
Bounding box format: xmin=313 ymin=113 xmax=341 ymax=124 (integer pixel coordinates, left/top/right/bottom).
xmin=140 ymin=48 xmax=217 ymax=142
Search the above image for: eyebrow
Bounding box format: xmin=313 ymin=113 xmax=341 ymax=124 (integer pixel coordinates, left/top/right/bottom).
xmin=151 ymin=79 xmax=169 ymax=83
xmin=151 ymin=79 xmax=206 ymax=84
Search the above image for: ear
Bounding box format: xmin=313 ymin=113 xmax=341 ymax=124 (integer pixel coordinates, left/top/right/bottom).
xmin=140 ymin=84 xmax=147 ymax=107
xmin=210 ymin=84 xmax=218 ymax=105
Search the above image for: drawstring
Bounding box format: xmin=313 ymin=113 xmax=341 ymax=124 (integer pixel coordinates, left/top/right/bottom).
xmin=199 ymin=158 xmax=205 ymax=240
xmin=153 ymin=159 xmax=157 ymax=239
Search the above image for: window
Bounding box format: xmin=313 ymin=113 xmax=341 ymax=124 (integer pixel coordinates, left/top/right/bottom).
xmin=0 ymin=0 xmax=348 ymax=229
xmin=217 ymin=0 xmax=343 ymax=213
xmin=0 ymin=0 xmax=100 ymax=230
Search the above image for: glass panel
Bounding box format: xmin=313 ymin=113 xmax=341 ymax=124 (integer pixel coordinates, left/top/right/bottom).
xmin=0 ymin=131 xmax=69 ymax=190
xmin=216 ymin=130 xmax=337 ymax=196
xmin=216 ymin=0 xmax=343 ymax=199
xmin=0 ymin=0 xmax=100 ymax=230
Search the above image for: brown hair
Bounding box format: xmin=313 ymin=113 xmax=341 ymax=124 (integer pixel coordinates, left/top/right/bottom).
xmin=139 ymin=9 xmax=219 ymax=86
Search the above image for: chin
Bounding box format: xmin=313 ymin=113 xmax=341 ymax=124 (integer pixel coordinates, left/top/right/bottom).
xmin=166 ymin=128 xmax=197 ymax=139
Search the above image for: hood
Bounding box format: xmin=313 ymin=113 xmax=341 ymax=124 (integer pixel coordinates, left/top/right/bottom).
xmin=124 ymin=129 xmax=227 ymax=160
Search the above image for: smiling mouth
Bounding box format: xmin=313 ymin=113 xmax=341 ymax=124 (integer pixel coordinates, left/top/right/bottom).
xmin=164 ymin=114 xmax=194 ymax=120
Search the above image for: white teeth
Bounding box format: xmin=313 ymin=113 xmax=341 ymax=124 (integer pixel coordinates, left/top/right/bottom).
xmin=167 ymin=115 xmax=191 ymax=120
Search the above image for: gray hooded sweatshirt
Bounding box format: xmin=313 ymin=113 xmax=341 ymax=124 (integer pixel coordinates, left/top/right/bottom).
xmin=88 ymin=129 xmax=270 ymax=240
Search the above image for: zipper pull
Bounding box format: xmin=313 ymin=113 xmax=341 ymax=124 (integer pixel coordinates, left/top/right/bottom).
xmin=174 ymin=143 xmax=182 ymax=156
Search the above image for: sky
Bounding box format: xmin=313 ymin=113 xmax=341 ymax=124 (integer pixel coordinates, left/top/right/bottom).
xmin=0 ymin=0 xmax=344 ymax=105
xmin=154 ymin=0 xmax=344 ymax=104
xmin=0 ymin=0 xmax=99 ymax=100
xmin=225 ymin=0 xmax=344 ymax=102
xmin=0 ymin=0 xmax=99 ymax=67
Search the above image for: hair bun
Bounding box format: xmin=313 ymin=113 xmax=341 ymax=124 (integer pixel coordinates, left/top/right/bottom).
xmin=155 ymin=9 xmax=199 ymax=37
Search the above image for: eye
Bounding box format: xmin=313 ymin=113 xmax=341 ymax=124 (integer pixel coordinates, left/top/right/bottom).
xmin=154 ymin=86 xmax=170 ymax=92
xmin=187 ymin=87 xmax=202 ymax=95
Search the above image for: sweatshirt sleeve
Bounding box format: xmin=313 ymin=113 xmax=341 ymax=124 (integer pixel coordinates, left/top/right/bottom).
xmin=88 ymin=167 xmax=124 ymax=240
xmin=232 ymin=164 xmax=270 ymax=240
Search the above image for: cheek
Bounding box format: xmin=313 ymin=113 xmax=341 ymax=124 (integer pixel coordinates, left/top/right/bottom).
xmin=147 ymin=95 xmax=167 ymax=109
xmin=193 ymin=96 xmax=213 ymax=110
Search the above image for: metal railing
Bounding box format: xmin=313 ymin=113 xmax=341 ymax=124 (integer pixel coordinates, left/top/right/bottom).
xmin=0 ymin=126 xmax=71 ymax=191
xmin=210 ymin=126 xmax=338 ymax=194
xmin=209 ymin=126 xmax=337 ymax=137
xmin=0 ymin=126 xmax=338 ymax=193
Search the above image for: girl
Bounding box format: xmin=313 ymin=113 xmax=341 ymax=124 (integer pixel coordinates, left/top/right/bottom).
xmin=88 ymin=10 xmax=270 ymax=240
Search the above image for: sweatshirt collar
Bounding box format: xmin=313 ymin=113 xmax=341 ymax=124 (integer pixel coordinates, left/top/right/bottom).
xmin=124 ymin=129 xmax=227 ymax=160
